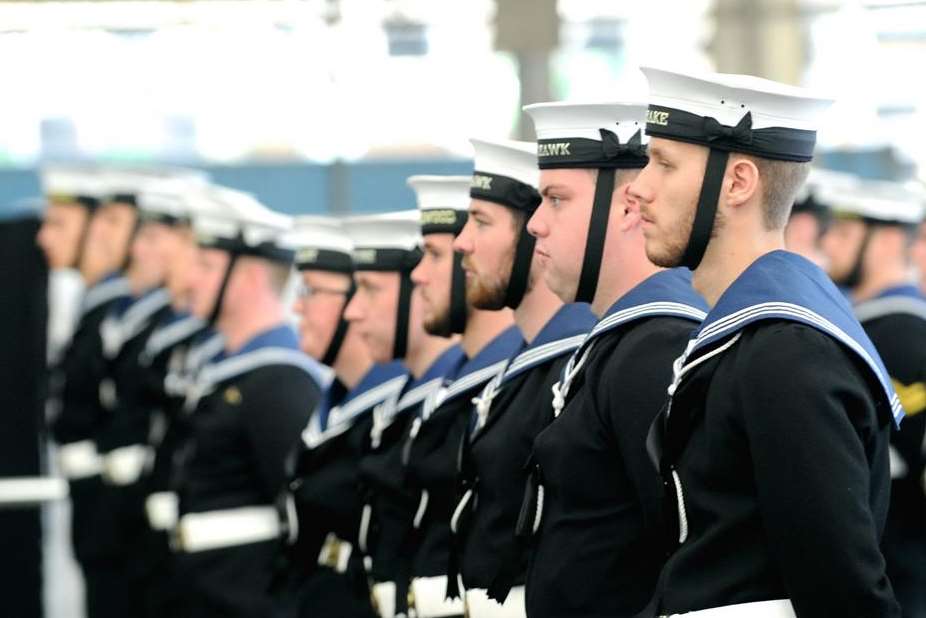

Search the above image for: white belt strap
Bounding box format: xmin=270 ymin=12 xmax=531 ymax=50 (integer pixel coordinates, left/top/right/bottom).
xmin=317 ymin=532 xmax=353 ymax=573
xmin=145 ymin=491 xmax=179 ymax=531
xmin=101 ymin=444 xmax=153 ymax=486
xmin=661 ymin=599 xmax=796 ymax=618
xmin=410 ymin=575 xmax=464 ymax=618
xmin=175 ymin=505 xmax=280 ymax=553
xmin=0 ymin=477 xmax=68 ymax=506
xmin=464 ymin=586 xmax=525 ymax=618
xmin=372 ymin=581 xmax=397 ymax=618
xmin=57 ymin=440 xmax=103 ymax=479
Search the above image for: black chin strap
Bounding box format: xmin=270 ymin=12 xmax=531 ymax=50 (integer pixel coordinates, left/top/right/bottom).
xmin=208 ymin=253 xmax=239 ymax=326
xmin=449 ymin=250 xmax=468 ymax=334
xmin=393 ymin=271 xmax=413 ymax=359
xmin=503 ymin=224 xmax=536 ymax=309
xmin=575 ymin=168 xmax=616 ymax=303
xmin=841 ymin=225 xmax=874 ymax=290
xmin=120 ymin=212 xmax=142 ymax=272
xmin=681 ymin=148 xmax=729 ymax=270
xmin=321 ymin=281 xmax=355 ymax=367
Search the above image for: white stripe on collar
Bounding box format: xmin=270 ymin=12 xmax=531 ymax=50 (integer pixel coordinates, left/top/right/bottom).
xmin=854 ymin=295 xmax=926 ymax=324
xmin=197 ymin=347 xmax=332 ymax=393
xmin=302 ymin=375 xmax=408 ymax=449
xmin=101 ymin=289 xmax=173 ymax=359
xmin=422 ymin=359 xmax=509 ymax=420
xmin=81 ymin=277 xmax=130 ymax=316
xmin=144 ymin=315 xmax=204 ymax=361
xmin=692 ymin=302 xmax=902 ymax=419
xmin=503 ymin=334 xmax=586 ymax=379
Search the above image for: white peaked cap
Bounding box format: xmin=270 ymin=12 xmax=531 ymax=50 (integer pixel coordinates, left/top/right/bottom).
xmin=822 ymin=176 xmax=925 ymax=225
xmin=641 ymin=66 xmax=834 ymax=132
xmin=138 ymin=175 xmax=210 ymax=222
xmin=283 ymin=215 xmax=353 ymax=255
xmin=523 ymin=101 xmax=648 ymax=144
xmin=40 ymin=164 xmax=108 ymax=201
xmin=407 ymin=175 xmax=472 ymax=212
xmin=470 ymin=138 xmax=539 ymax=188
xmin=794 ymin=168 xmax=859 ymax=205
xmin=344 ymin=210 xmax=421 ymax=252
xmin=191 ymin=185 xmax=292 ymax=248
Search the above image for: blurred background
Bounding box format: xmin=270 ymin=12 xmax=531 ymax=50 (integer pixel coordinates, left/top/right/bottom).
xmin=0 ymin=1 xmax=924 ymax=617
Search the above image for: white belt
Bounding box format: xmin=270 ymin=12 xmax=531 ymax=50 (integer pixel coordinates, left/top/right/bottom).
xmin=372 ymin=581 xmax=397 ymax=618
xmin=57 ymin=440 xmax=103 ymax=479
xmin=175 ymin=505 xmax=280 ymax=553
xmin=661 ymin=599 xmax=796 ymax=618
xmin=0 ymin=477 xmax=68 ymax=506
xmin=101 ymin=444 xmax=152 ymax=486
xmin=145 ymin=491 xmax=179 ymax=531
xmin=410 ymin=575 xmax=464 ymax=618
xmin=317 ymin=532 xmax=353 ymax=573
xmin=464 ymin=586 xmax=525 ymax=618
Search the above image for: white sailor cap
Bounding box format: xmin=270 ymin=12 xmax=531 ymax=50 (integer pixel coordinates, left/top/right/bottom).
xmin=137 ymin=175 xmax=210 ymax=227
xmin=407 ymin=175 xmax=471 ymax=235
xmin=40 ymin=164 xmax=107 ymax=209
xmin=100 ymin=167 xmax=210 ymax=207
xmin=640 ymin=66 xmax=835 ymax=162
xmin=190 ymin=185 xmax=295 ymax=263
xmin=282 ymin=215 xmax=354 ymax=273
xmin=469 ymin=138 xmax=542 ymax=214
xmin=343 ymin=210 xmax=422 ymax=272
xmin=821 ymin=177 xmax=925 ymax=226
xmin=522 ymin=101 xmax=649 ymax=170
xmin=792 ymin=168 xmax=857 ymax=215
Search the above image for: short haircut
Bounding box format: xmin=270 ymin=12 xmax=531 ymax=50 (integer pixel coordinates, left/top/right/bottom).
xmin=742 ymin=155 xmax=811 ymax=230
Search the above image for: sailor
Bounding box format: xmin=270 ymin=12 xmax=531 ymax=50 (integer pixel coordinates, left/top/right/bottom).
xmin=819 ymin=177 xmax=926 ymax=617
xmin=784 ymin=168 xmax=852 ymax=268
xmin=514 ymin=101 xmax=707 ymax=618
xmin=169 ymin=186 xmax=329 ymax=618
xmin=345 ymin=211 xmax=465 ymax=618
xmin=914 ymin=221 xmax=926 ymax=294
xmin=401 ymin=175 xmax=522 ymax=618
xmin=45 ymin=167 xmax=137 ymax=618
xmin=629 ymin=66 xmax=901 ymax=616
xmin=272 ymin=215 xmax=407 ymax=618
xmin=447 ymin=138 xmax=595 ymax=618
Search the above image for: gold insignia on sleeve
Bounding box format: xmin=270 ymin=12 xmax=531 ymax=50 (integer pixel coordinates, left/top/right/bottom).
xmin=892 ymin=379 xmax=926 ymax=416
xmin=224 ymin=386 xmax=243 ymax=405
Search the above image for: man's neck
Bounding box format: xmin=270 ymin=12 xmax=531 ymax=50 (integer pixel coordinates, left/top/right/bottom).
xmin=693 ymin=229 xmax=784 ymax=308
xmin=852 ymin=262 xmax=912 ymax=303
xmin=333 ymin=342 xmax=374 ymax=391
xmin=460 ymin=307 xmax=514 ymax=359
xmin=591 ymin=254 xmax=662 ymax=318
xmin=220 ymin=300 xmax=286 ymax=354
xmin=405 ymin=335 xmax=456 ymax=379
xmin=513 ymin=284 xmax=563 ymax=344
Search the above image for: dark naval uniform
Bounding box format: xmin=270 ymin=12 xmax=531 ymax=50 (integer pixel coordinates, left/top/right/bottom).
xmin=171 ymin=324 xmax=327 ymax=618
xmin=521 ymin=269 xmax=706 ymax=618
xmin=93 ymin=287 xmax=173 ymax=604
xmin=49 ymin=273 xmax=131 ymax=618
xmin=855 ymin=285 xmax=926 ymax=617
xmin=359 ymin=345 xmax=466 ymax=618
xmin=404 ymin=325 xmax=523 ymax=617
xmin=647 ymin=251 xmax=902 ymax=617
xmin=451 ymin=303 xmax=595 ymax=609
xmin=280 ymin=361 xmax=408 ymax=618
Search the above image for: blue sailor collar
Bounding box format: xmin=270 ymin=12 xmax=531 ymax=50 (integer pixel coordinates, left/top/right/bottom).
xmin=552 ymin=269 xmax=707 ymax=418
xmin=101 ymin=286 xmax=173 ymax=360
xmin=421 ymin=325 xmax=523 ymax=420
xmin=80 ymin=272 xmax=130 ymax=317
xmin=302 ymin=361 xmax=409 ymax=449
xmin=686 ymin=250 xmax=902 ymax=425
xmin=142 ymin=311 xmax=205 ymax=364
xmin=187 ymin=324 xmax=332 ymax=411
xmin=854 ymin=284 xmax=926 ymax=324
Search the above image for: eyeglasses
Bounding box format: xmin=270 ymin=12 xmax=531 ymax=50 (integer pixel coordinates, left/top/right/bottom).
xmin=296 ymin=282 xmax=350 ymax=299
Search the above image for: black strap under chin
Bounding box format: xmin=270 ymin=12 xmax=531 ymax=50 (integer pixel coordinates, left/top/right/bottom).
xmin=680 ymin=148 xmax=729 ymax=270
xmin=207 ymin=253 xmax=239 ymax=326
xmin=321 ymin=281 xmax=356 ymax=367
xmin=841 ymin=225 xmax=874 ymax=290
xmin=449 ymin=251 xmax=468 ymax=334
xmin=575 ymin=168 xmax=616 ymax=303
xmin=393 ymin=272 xmax=413 ymax=359
xmin=503 ymin=225 xmax=536 ymax=309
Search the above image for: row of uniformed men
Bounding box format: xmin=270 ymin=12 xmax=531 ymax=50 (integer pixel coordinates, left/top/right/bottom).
xmin=37 ymin=65 xmax=926 ymax=618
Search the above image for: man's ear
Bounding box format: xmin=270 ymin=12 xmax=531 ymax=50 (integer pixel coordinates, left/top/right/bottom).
xmin=725 ymin=156 xmax=760 ymax=209
xmin=616 ymin=183 xmax=642 ymax=232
